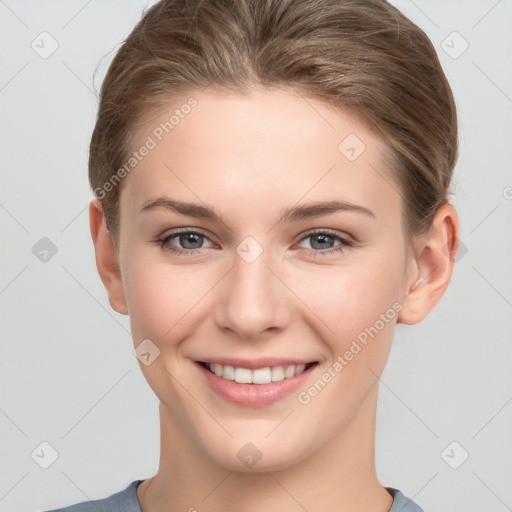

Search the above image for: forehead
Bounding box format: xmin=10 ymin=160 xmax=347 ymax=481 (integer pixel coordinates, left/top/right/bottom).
xmin=121 ymin=87 xmax=401 ymax=226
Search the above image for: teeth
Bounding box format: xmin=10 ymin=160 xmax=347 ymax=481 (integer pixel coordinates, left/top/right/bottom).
xmin=270 ymin=366 xmax=285 ymax=382
xmin=252 ymin=367 xmax=271 ymax=384
xmin=223 ymin=365 xmax=235 ymax=380
xmin=203 ymin=362 xmax=311 ymax=384
xmin=295 ymin=364 xmax=306 ymax=376
xmin=234 ymin=367 xmax=252 ymax=383
xmin=284 ymin=365 xmax=295 ymax=378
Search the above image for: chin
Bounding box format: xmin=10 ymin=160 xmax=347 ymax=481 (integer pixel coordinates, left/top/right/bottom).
xmin=202 ymin=435 xmax=311 ymax=473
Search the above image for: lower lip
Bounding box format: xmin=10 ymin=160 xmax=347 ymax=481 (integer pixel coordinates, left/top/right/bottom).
xmin=195 ymin=362 xmax=317 ymax=407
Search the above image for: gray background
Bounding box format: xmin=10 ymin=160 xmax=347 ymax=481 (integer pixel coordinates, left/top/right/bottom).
xmin=1 ymin=1 xmax=511 ymax=511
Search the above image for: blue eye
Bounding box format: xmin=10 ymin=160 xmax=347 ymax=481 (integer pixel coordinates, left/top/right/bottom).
xmin=297 ymin=230 xmax=354 ymax=257
xmin=156 ymin=229 xmax=213 ymax=255
xmin=156 ymin=228 xmax=353 ymax=257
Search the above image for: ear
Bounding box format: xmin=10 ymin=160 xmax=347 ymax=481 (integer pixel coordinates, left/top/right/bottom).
xmin=89 ymin=199 xmax=128 ymax=315
xmin=398 ymin=203 xmax=460 ymax=325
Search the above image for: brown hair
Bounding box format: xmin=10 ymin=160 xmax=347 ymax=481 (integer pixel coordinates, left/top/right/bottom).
xmin=89 ymin=0 xmax=458 ymax=250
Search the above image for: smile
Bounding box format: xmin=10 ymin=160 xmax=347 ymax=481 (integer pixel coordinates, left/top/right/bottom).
xmin=198 ymin=361 xmax=317 ymax=384
xmin=195 ymin=359 xmax=319 ymax=407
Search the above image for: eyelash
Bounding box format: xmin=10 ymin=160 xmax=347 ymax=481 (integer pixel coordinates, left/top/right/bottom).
xmin=155 ymin=228 xmax=354 ymax=257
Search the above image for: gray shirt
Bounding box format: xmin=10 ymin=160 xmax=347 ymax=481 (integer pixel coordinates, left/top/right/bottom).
xmin=43 ymin=480 xmax=425 ymax=511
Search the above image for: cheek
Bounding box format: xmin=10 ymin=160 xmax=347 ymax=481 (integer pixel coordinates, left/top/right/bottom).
xmin=122 ymin=232 xmax=406 ymax=352
xmin=301 ymin=250 xmax=405 ymax=354
xmin=123 ymin=257 xmax=215 ymax=343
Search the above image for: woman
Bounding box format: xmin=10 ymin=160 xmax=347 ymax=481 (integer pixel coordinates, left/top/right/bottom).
xmin=46 ymin=0 xmax=459 ymax=510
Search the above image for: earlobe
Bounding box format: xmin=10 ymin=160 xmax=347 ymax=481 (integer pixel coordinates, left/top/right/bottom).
xmin=89 ymin=199 xmax=128 ymax=315
xmin=398 ymin=203 xmax=460 ymax=325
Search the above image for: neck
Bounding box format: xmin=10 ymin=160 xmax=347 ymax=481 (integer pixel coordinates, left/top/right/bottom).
xmin=137 ymin=385 xmax=393 ymax=512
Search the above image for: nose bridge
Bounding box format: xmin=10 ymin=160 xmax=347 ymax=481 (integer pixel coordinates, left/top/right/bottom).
xmin=215 ymin=237 xmax=289 ymax=338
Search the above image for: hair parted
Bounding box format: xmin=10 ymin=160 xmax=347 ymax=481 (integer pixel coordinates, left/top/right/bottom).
xmin=89 ymin=0 xmax=458 ymax=249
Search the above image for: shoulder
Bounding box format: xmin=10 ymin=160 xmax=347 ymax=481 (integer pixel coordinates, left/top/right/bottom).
xmin=386 ymin=487 xmax=425 ymax=512
xmin=41 ymin=480 xmax=144 ymax=512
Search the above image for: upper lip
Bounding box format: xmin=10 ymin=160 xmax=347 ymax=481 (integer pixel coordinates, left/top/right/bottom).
xmin=195 ymin=357 xmax=318 ymax=369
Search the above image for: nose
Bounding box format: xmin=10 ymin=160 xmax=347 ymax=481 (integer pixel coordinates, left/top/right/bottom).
xmin=214 ymin=244 xmax=292 ymax=341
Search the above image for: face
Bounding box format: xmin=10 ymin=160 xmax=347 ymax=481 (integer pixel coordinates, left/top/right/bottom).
xmin=115 ymin=87 xmax=416 ymax=472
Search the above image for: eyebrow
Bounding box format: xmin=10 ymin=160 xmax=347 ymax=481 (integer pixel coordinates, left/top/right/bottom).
xmin=140 ymin=197 xmax=376 ymax=223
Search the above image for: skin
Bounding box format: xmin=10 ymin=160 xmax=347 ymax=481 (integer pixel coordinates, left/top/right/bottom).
xmin=90 ymin=86 xmax=459 ymax=512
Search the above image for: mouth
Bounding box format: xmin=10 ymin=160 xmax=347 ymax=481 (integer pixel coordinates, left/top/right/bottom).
xmin=194 ymin=359 xmax=319 ymax=407
xmin=196 ymin=360 xmax=318 ymax=384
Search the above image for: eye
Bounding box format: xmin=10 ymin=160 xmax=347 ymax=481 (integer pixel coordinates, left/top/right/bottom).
xmin=296 ymin=229 xmax=354 ymax=256
xmin=155 ymin=228 xmax=354 ymax=257
xmin=156 ymin=228 xmax=215 ymax=255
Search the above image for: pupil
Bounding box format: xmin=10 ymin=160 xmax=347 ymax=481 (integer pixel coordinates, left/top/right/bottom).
xmin=181 ymin=233 xmax=202 ymax=249
xmin=312 ymin=234 xmax=333 ymax=249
